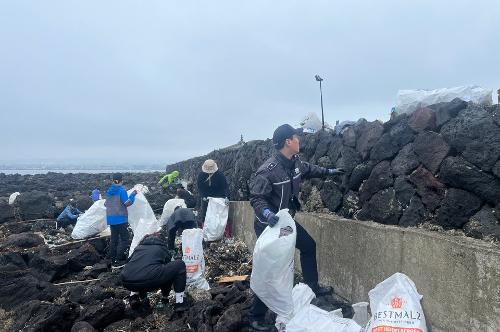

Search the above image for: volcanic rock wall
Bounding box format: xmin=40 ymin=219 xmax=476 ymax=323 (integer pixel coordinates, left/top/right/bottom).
xmin=167 ymin=99 xmax=500 ymax=241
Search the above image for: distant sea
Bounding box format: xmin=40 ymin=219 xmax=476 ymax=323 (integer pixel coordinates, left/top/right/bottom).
xmin=0 ymin=169 xmax=163 ymax=175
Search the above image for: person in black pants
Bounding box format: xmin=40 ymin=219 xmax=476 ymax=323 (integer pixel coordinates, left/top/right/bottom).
xmin=165 ymin=207 xmax=199 ymax=250
xmin=248 ymin=124 xmax=345 ymax=331
xmin=104 ymin=173 xmax=137 ymax=267
xmin=197 ymin=159 xmax=230 ymax=224
xmin=121 ymin=232 xmax=187 ymax=312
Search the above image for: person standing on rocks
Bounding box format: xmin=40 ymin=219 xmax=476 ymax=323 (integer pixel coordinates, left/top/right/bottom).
xmin=121 ymin=232 xmax=188 ymax=312
xmin=91 ymin=187 xmax=101 ymax=202
xmin=197 ymin=159 xmax=230 ymax=223
xmin=105 ymin=172 xmax=137 ymax=268
xmin=248 ymin=124 xmax=345 ymax=331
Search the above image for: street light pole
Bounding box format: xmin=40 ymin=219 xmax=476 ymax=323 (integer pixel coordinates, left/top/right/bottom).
xmin=315 ymin=75 xmax=325 ymax=130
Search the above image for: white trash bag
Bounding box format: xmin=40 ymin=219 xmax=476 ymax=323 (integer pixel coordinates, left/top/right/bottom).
xmin=203 ymin=197 xmax=228 ymax=241
xmin=365 ymin=272 xmax=427 ymax=332
xmin=286 ymin=283 xmax=362 ymax=332
xmin=159 ymin=198 xmax=187 ymax=226
xmin=8 ymin=192 xmax=20 ymax=205
xmin=71 ymin=200 xmax=108 ymax=239
xmin=182 ymin=228 xmax=209 ymax=290
xmin=395 ymin=85 xmax=492 ymax=114
xmin=128 ymin=185 xmax=160 ymax=256
xmin=250 ymin=209 xmax=297 ymax=322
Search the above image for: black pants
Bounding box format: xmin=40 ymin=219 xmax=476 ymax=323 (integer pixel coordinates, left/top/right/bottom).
xmin=109 ymin=223 xmax=130 ymax=261
xmin=250 ymin=219 xmax=318 ymax=321
xmin=198 ymin=199 xmax=209 ymax=224
xmin=122 ymin=260 xmax=187 ymax=297
xmin=167 ymin=221 xmax=198 ymax=250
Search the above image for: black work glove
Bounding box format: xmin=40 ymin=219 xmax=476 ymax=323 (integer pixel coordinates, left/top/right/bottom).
xmin=263 ymin=208 xmax=279 ymax=227
xmin=328 ymin=168 xmax=345 ymax=175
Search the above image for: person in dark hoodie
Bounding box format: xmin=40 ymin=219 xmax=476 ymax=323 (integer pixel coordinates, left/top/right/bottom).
xmin=105 ymin=172 xmax=137 ymax=267
xmin=165 ymin=207 xmax=198 ymax=250
xmin=121 ymin=232 xmax=187 ymax=312
xmin=196 ymin=159 xmax=230 ymax=223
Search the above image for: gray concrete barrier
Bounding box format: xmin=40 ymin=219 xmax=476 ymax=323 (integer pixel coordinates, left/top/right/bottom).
xmin=228 ymin=201 xmax=500 ymax=332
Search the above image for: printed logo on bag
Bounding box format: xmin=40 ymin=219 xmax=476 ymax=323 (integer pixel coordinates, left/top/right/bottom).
xmin=294 ymin=167 xmax=299 ymax=175
xmin=279 ymin=226 xmax=294 ymax=238
xmin=186 ymin=264 xmax=199 ymax=273
xmin=184 ymin=246 xmax=191 ymax=254
xmin=391 ymin=296 xmax=404 ymax=309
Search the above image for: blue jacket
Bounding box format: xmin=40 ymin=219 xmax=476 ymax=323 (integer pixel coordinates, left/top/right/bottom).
xmin=91 ymin=189 xmax=100 ymax=202
xmin=105 ymin=184 xmax=136 ymax=225
xmin=57 ymin=205 xmax=82 ymax=222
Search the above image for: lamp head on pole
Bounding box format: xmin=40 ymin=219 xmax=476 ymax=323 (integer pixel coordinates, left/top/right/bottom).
xmin=315 ymin=75 xmax=323 ymax=82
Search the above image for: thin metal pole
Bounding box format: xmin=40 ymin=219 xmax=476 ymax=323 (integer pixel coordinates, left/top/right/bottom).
xmin=319 ymin=80 xmax=325 ymax=129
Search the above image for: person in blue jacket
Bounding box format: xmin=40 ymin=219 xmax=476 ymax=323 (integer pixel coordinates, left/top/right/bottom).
xmin=56 ymin=199 xmax=83 ymax=228
xmin=91 ymin=187 xmax=101 ymax=202
xmin=105 ymin=173 xmax=137 ymax=267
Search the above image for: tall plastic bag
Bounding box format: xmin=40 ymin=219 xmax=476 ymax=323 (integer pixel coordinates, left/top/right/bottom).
xmin=182 ymin=228 xmax=209 ymax=290
xmin=250 ymin=209 xmax=297 ymax=322
xmin=8 ymin=192 xmax=20 ymax=205
xmin=128 ymin=185 xmax=160 ymax=256
xmin=365 ymin=273 xmax=427 ymax=332
xmin=285 ymin=283 xmax=362 ymax=332
xmin=202 ymin=197 xmax=228 ymax=241
xmin=395 ymin=85 xmax=492 ymax=114
xmin=159 ymin=198 xmax=186 ymax=226
xmin=71 ymin=200 xmax=108 ymax=239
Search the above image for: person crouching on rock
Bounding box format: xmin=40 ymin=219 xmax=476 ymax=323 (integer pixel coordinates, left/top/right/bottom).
xmin=120 ymin=232 xmax=188 ymax=312
xmin=105 ymin=172 xmax=137 ymax=268
xmin=56 ymin=198 xmax=83 ymax=228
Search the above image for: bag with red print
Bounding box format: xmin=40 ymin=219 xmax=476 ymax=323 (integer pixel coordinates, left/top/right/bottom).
xmin=365 ymin=273 xmax=428 ymax=332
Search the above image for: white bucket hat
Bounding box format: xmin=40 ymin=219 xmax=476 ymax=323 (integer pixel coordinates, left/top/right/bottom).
xmin=202 ymin=159 xmax=218 ymax=174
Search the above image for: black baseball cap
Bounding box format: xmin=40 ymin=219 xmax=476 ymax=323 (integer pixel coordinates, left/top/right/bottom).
xmin=273 ymin=124 xmax=302 ymax=149
xmin=112 ymin=172 xmax=123 ymax=181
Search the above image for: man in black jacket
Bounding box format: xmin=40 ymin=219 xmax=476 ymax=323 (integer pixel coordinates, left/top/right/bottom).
xmin=248 ymin=124 xmax=345 ymax=330
xmin=121 ymin=233 xmax=187 ymax=311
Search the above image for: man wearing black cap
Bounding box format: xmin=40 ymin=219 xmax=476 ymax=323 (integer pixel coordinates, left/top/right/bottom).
xmin=105 ymin=173 xmax=138 ymax=268
xmin=248 ymin=124 xmax=345 ymax=330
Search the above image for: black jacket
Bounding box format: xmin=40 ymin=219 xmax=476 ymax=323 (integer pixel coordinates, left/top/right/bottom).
xmin=177 ymin=190 xmax=196 ymax=208
xmin=120 ymin=236 xmax=172 ymax=284
xmin=166 ymin=208 xmax=197 ymax=231
xmin=249 ymin=153 xmax=328 ymax=224
xmin=197 ymin=170 xmax=229 ymax=199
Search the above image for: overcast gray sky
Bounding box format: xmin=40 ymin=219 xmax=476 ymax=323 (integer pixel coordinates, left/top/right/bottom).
xmin=1 ymin=0 xmax=499 ymax=165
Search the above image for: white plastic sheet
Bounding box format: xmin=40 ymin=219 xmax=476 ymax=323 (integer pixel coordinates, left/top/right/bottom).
xmin=365 ymin=273 xmax=427 ymax=332
xmin=395 ymin=85 xmax=492 ymax=114
xmin=182 ymin=228 xmax=209 ymax=290
xmin=127 ymin=185 xmax=160 ymax=256
xmin=8 ymin=192 xmax=20 ymax=205
xmin=285 ymin=283 xmax=362 ymax=332
xmin=300 ymin=113 xmax=323 ymax=133
xmin=250 ymin=209 xmax=296 ymax=321
xmin=159 ymin=198 xmax=187 ymax=226
xmin=202 ymin=197 xmax=228 ymax=241
xmin=71 ymin=200 xmax=108 ymax=240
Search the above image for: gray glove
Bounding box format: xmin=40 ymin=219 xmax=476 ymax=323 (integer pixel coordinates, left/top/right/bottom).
xmin=328 ymin=168 xmax=345 ymax=175
xmin=263 ymin=208 xmax=279 ymax=227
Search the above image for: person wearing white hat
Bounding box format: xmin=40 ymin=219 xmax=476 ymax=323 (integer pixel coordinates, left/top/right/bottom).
xmin=197 ymin=159 xmax=230 ymax=223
